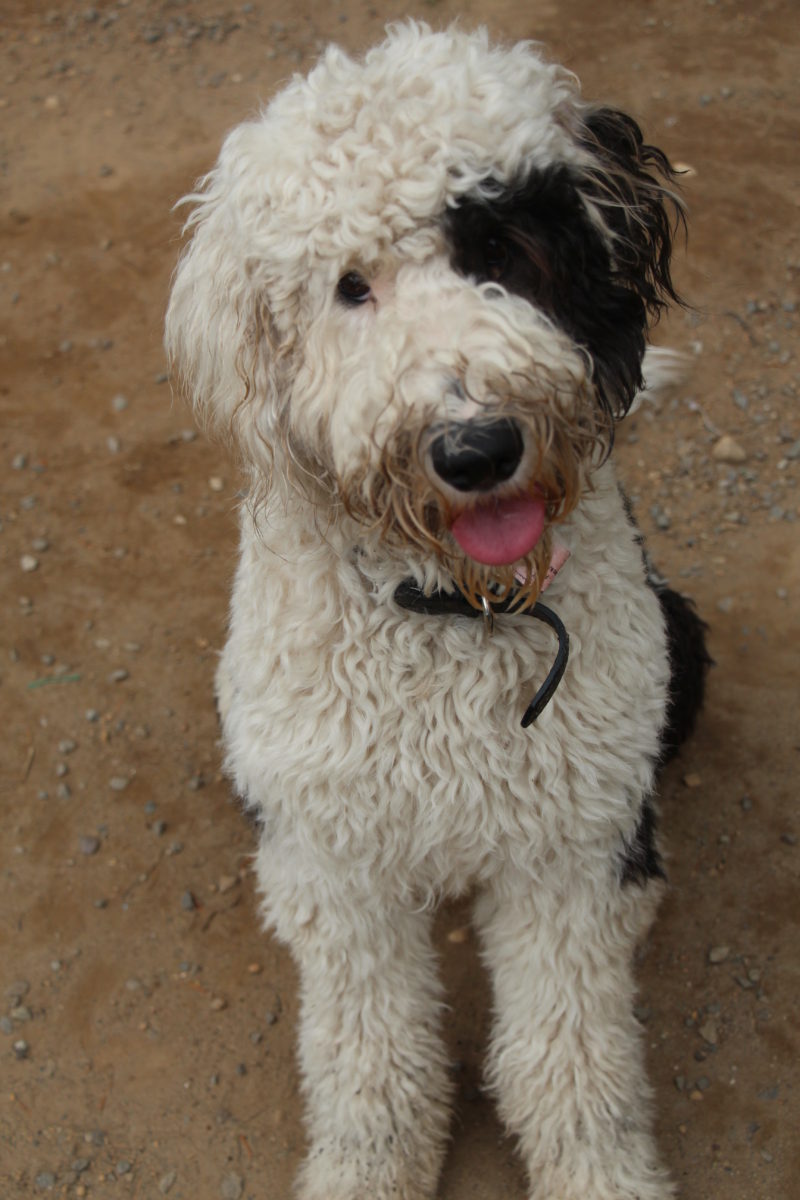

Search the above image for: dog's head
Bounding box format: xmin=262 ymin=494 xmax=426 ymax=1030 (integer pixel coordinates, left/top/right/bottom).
xmin=166 ymin=21 xmax=681 ymax=605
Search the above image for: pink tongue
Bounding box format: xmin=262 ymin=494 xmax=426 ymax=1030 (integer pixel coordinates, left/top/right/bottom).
xmin=450 ymin=495 xmax=546 ymax=566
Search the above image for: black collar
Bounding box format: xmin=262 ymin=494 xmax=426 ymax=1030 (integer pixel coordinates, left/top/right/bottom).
xmin=392 ymin=580 xmax=569 ymax=727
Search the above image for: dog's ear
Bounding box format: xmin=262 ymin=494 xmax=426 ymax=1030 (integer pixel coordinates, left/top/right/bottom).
xmin=165 ymin=123 xmax=288 ymax=472
xmin=578 ymin=106 xmax=683 ymax=319
xmin=569 ymin=106 xmax=684 ymax=419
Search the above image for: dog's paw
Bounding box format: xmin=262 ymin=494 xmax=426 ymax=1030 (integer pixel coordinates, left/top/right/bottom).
xmin=295 ymin=1143 xmax=438 ymax=1200
xmin=529 ymin=1153 xmax=675 ymax=1200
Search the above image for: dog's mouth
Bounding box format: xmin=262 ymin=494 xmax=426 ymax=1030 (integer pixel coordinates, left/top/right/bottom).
xmin=449 ymin=493 xmax=546 ymax=566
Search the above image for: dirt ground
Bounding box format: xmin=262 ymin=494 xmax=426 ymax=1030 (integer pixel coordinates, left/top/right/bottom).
xmin=1 ymin=1 xmax=798 ymax=1197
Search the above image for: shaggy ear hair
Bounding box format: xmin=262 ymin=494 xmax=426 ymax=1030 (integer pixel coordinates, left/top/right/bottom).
xmin=164 ymin=124 xmax=287 ymax=474
xmin=575 ymin=106 xmax=685 ymax=418
xmin=579 ymin=106 xmax=683 ymax=317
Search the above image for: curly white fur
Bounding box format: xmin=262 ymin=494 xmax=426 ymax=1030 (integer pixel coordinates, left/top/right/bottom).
xmin=166 ymin=21 xmax=683 ymax=1200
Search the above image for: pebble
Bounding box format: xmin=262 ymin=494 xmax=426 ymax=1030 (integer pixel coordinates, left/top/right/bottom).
xmin=180 ymin=890 xmax=197 ymax=911
xmin=116 ymin=1160 xmax=132 ymax=1176
xmin=220 ymin=1174 xmax=244 ymax=1200
xmin=712 ymin=434 xmax=747 ymax=463
xmin=159 ymin=1172 xmax=177 ymax=1194
xmin=708 ymin=945 xmax=730 ymax=964
xmin=13 ymin=1038 xmax=30 ymax=1059
xmin=79 ymin=835 xmax=101 ymax=856
xmin=20 ymin=554 xmax=39 ymax=572
xmin=34 ymin=1173 xmax=56 ymax=1190
xmin=58 ymin=739 xmax=77 ymax=755
xmin=112 ymin=393 xmax=128 ymax=412
xmin=109 ymin=776 xmax=129 ymax=792
xmin=106 ymin=435 xmax=121 ymax=453
xmin=698 ymin=1020 xmax=718 ymax=1045
xmin=6 ymin=981 xmax=29 ymax=1002
xmin=108 ymin=669 xmax=129 ymax=683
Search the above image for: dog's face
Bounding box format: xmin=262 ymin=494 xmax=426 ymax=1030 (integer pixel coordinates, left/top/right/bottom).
xmin=166 ymin=22 xmax=680 ymax=605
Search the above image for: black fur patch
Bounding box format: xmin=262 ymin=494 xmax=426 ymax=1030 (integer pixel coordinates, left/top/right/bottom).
xmin=652 ymin=584 xmax=713 ymax=761
xmin=445 ymin=167 xmax=647 ymax=420
xmin=445 ymin=121 xmax=681 ymax=423
xmin=620 ymin=799 xmax=666 ymax=887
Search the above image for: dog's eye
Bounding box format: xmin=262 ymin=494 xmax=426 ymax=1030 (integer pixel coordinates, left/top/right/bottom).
xmin=337 ymin=271 xmax=372 ymax=306
xmin=483 ymin=237 xmax=510 ymax=281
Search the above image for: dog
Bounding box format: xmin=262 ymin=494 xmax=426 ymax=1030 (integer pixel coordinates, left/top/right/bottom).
xmin=166 ymin=22 xmax=710 ymax=1200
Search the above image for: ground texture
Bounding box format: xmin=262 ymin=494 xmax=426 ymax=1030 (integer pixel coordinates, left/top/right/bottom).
xmin=1 ymin=1 xmax=798 ymax=1197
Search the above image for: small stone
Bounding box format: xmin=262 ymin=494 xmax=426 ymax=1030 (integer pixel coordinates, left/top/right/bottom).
xmin=6 ymin=981 xmax=30 ymax=1003
xmin=210 ymin=996 xmax=227 ymax=1012
xmin=58 ymin=739 xmax=77 ymax=755
xmin=20 ymin=555 xmax=39 ymax=572
xmin=0 ymin=1017 xmax=13 ymax=1034
xmin=732 ymin=389 xmax=748 ymax=410
xmin=106 ymin=435 xmax=121 ymax=454
xmin=11 ymin=1005 xmax=31 ymax=1022
xmin=79 ymin=835 xmax=101 ymax=856
xmin=712 ymin=435 xmax=747 ymax=464
xmin=86 ymin=709 xmax=100 ymax=722
xmin=13 ymin=1038 xmax=30 ymax=1059
xmin=220 ymin=1173 xmax=244 ymax=1200
xmin=34 ymin=1172 xmax=56 ymax=1190
xmin=71 ymin=1158 xmax=91 ymax=1174
xmin=209 ymin=476 xmax=224 ymax=492
xmin=780 ymin=832 xmax=797 ymax=846
xmin=108 ymin=669 xmax=129 ymax=684
xmin=180 ymin=891 xmax=197 ymax=911
xmin=784 ymin=439 xmax=800 ymax=461
xmin=110 ymin=776 xmax=130 ymax=793
xmin=12 ymin=453 xmax=28 ymax=470
xmin=708 ymin=946 xmax=730 ymax=964
xmin=683 ymin=772 xmax=702 ymax=789
xmin=698 ymin=1020 xmax=718 ymax=1045
xmin=112 ymin=394 xmax=128 ymax=412
xmin=31 ymin=537 xmax=50 ymax=552
xmin=116 ymin=1160 xmax=132 ymax=1176
xmin=159 ymin=1172 xmax=177 ymax=1195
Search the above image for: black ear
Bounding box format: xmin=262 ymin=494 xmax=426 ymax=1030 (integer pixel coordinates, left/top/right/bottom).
xmin=579 ymin=106 xmax=684 ymax=320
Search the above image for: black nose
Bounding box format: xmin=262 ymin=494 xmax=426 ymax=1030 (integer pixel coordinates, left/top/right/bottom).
xmin=429 ymin=418 xmax=525 ymax=492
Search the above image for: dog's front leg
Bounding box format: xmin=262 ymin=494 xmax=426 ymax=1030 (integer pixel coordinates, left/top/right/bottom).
xmin=266 ymin=873 xmax=453 ymax=1200
xmin=474 ymin=865 xmax=672 ymax=1200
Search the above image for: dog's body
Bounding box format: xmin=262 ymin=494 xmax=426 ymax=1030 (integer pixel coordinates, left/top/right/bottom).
xmin=166 ymin=23 xmax=708 ymax=1199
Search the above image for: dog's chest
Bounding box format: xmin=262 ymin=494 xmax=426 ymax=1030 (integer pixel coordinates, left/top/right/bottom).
xmin=221 ymin=497 xmax=668 ymax=890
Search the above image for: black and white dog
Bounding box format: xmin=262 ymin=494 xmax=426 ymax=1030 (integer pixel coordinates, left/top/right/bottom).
xmin=166 ymin=23 xmax=709 ymax=1199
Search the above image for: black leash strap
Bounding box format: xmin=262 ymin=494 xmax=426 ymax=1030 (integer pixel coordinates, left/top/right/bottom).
xmin=392 ymin=581 xmax=569 ymax=727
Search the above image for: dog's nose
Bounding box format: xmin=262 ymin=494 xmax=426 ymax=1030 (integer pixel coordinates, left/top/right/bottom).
xmin=429 ymin=419 xmax=524 ymax=492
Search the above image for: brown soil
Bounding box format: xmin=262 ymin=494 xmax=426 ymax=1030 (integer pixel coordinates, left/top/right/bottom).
xmin=1 ymin=2 xmax=798 ymax=1198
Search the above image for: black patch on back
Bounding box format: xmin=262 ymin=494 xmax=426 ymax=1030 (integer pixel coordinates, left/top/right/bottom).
xmin=653 ymin=584 xmax=713 ymax=761
xmin=620 ymin=799 xmax=666 ymax=887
